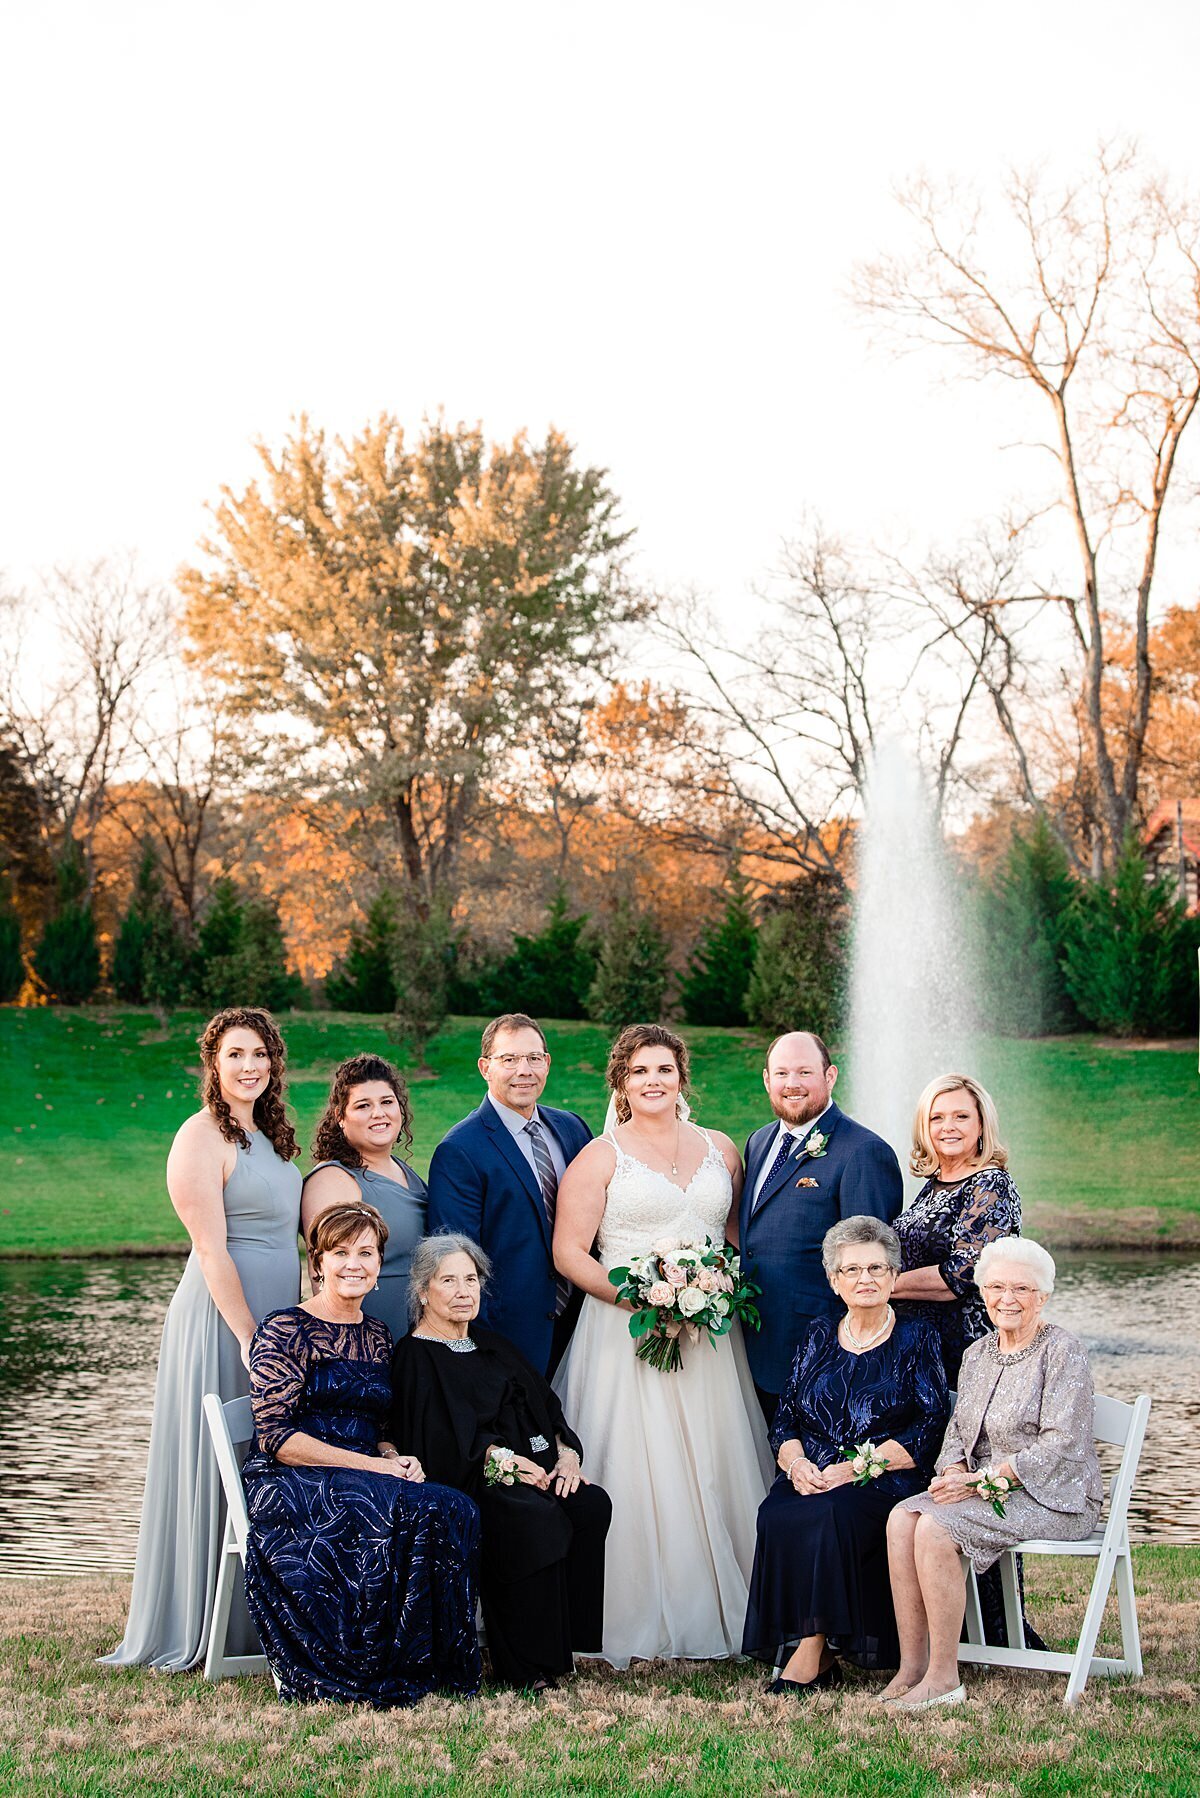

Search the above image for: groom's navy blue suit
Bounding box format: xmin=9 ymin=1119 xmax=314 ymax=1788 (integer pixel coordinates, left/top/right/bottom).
xmin=739 ymin=1101 xmax=903 ymax=1404
xmin=427 ymin=1099 xmax=593 ymax=1375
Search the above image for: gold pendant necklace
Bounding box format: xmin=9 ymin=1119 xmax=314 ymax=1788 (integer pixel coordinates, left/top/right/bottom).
xmin=627 ymin=1117 xmax=681 ymax=1174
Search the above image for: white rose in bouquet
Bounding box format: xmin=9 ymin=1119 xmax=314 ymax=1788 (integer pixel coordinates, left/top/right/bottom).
xmin=677 ymin=1286 xmax=707 ymax=1317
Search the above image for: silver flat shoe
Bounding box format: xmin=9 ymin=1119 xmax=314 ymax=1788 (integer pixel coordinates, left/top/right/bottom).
xmin=893 ymin=1683 xmax=966 ymax=1712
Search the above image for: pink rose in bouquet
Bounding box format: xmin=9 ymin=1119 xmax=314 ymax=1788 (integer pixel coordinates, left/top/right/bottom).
xmin=608 ymin=1237 xmax=762 ymax=1372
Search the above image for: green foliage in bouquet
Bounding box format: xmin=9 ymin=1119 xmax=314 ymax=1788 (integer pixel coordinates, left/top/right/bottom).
xmin=608 ymin=1237 xmax=761 ymax=1373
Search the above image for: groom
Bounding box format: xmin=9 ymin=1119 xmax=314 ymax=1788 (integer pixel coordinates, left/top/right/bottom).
xmin=739 ymin=1029 xmax=903 ymax=1423
xmin=426 ymin=1011 xmax=592 ymax=1377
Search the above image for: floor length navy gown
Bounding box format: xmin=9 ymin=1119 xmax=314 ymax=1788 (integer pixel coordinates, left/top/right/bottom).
xmin=743 ymin=1316 xmax=948 ymax=1670
xmin=242 ymin=1308 xmax=481 ymax=1707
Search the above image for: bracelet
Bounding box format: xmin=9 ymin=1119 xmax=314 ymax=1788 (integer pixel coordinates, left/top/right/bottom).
xmin=784 ymin=1452 xmax=804 ymax=1478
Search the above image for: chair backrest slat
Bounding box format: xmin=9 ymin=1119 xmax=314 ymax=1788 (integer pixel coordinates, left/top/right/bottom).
xmin=1094 ymin=1391 xmax=1151 ymax=1552
xmin=202 ymin=1392 xmax=255 ymax=1556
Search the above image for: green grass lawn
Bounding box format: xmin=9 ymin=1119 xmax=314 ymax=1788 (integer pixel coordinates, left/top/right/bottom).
xmin=0 ymin=1008 xmax=1197 ymax=1254
xmin=2 ymin=1548 xmax=1198 ymax=1796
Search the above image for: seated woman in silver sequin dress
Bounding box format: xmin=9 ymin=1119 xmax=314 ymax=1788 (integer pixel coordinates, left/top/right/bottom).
xmin=882 ymin=1238 xmax=1102 ymax=1711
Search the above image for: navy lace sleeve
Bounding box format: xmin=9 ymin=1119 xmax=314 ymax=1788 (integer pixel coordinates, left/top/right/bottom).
xmin=249 ymin=1309 xmax=312 ymax=1457
xmin=770 ymin=1319 xmax=835 ymax=1456
xmin=887 ymin=1319 xmax=950 ymax=1475
xmin=938 ymin=1168 xmax=1021 ymax=1298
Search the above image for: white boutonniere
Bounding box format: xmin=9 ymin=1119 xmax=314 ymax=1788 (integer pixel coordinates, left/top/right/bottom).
xmin=801 ymin=1129 xmax=828 ymax=1159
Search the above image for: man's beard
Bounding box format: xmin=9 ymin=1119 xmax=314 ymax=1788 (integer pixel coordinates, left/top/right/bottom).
xmin=771 ymin=1092 xmax=828 ymax=1128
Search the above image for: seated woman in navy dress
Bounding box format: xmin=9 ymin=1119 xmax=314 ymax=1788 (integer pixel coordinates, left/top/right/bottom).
xmin=242 ymin=1203 xmax=481 ymax=1708
xmin=742 ymin=1216 xmax=948 ymax=1694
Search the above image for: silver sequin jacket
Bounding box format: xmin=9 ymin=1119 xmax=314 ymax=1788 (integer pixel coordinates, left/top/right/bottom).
xmin=937 ymin=1321 xmax=1104 ymax=1515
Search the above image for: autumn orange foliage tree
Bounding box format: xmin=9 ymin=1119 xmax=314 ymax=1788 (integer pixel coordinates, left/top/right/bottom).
xmin=180 ymin=415 xmax=639 ymax=916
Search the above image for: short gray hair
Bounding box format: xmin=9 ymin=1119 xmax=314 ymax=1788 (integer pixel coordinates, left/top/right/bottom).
xmin=821 ymin=1215 xmax=901 ymax=1283
xmin=408 ymin=1232 xmax=493 ymax=1324
xmin=974 ymin=1236 xmax=1055 ymax=1295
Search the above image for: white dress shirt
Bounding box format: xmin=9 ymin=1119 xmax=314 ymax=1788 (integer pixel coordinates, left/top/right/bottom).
xmin=487 ymin=1093 xmax=568 ymax=1184
xmin=751 ymin=1103 xmax=833 ymax=1206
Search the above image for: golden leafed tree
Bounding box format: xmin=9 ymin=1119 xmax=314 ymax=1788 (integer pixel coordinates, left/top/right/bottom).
xmin=180 ymin=415 xmax=637 ymax=911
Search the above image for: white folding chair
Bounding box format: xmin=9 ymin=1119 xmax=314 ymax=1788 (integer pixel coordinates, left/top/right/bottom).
xmin=201 ymin=1392 xmax=271 ymax=1683
xmin=959 ymin=1390 xmax=1151 ymax=1706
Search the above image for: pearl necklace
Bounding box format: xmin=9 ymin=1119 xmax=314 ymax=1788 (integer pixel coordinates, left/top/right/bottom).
xmin=842 ymin=1305 xmax=894 ymax=1350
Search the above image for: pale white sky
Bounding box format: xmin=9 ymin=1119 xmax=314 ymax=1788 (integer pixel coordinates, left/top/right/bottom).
xmin=3 ymin=0 xmax=1200 ymax=612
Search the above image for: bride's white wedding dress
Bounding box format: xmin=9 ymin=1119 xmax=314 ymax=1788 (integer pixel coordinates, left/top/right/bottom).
xmin=553 ymin=1127 xmax=774 ymax=1666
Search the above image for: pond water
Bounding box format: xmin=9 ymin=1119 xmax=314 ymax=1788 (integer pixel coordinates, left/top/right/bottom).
xmin=0 ymin=1251 xmax=1197 ymax=1579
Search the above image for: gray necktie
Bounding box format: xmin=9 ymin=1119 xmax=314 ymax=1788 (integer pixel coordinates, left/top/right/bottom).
xmin=524 ymin=1118 xmax=570 ymax=1316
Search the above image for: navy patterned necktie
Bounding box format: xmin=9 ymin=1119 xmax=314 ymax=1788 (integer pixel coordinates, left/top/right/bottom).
xmin=524 ymin=1118 xmax=570 ymax=1315
xmin=753 ymin=1130 xmax=797 ymax=1213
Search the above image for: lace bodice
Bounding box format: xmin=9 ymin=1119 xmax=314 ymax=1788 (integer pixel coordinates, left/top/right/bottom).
xmin=597 ymin=1129 xmax=733 ymax=1268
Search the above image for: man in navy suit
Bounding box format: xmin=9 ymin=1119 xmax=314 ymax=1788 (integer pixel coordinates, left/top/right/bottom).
xmin=426 ymin=1011 xmax=593 ymax=1376
xmin=739 ymin=1030 xmax=902 ymax=1424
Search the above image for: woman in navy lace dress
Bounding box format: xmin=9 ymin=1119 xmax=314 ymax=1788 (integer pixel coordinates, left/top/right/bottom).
xmin=891 ymin=1074 xmax=1021 ymax=1384
xmin=742 ymin=1218 xmax=948 ymax=1692
xmin=242 ymin=1203 xmax=481 ymax=1707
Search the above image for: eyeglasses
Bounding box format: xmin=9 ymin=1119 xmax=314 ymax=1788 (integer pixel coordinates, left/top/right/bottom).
xmin=489 ymin=1052 xmax=549 ymax=1069
xmin=835 ymin=1263 xmax=892 ymax=1280
xmin=980 ymin=1282 xmax=1037 ymax=1299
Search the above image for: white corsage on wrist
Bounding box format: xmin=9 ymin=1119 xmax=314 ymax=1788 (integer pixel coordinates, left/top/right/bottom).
xmin=485 ymin=1445 xmax=519 ymax=1487
xmin=842 ymin=1440 xmax=889 ymax=1485
xmin=975 ymin=1467 xmax=1018 ymax=1516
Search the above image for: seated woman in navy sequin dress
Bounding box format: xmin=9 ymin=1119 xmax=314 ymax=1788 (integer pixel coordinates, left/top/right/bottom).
xmin=242 ymin=1203 xmax=482 ymax=1708
xmin=742 ymin=1217 xmax=948 ymax=1694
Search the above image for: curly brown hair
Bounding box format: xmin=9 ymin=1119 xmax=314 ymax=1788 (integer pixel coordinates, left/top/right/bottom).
xmin=311 ymin=1055 xmax=414 ymax=1166
xmin=198 ymin=1008 xmax=299 ymax=1160
xmin=606 ymin=1024 xmax=691 ymax=1124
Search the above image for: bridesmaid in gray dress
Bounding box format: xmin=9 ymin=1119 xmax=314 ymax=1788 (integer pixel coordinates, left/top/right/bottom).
xmin=301 ymin=1055 xmax=427 ymax=1343
xmin=102 ymin=1007 xmax=301 ymax=1672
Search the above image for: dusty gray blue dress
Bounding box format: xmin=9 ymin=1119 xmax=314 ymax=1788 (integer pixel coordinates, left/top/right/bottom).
xmin=303 ymin=1159 xmax=427 ymax=1342
xmin=102 ymin=1128 xmax=301 ymax=1671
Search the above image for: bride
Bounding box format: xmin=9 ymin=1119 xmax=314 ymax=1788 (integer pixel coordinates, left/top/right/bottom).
xmin=552 ymin=1023 xmax=774 ymax=1665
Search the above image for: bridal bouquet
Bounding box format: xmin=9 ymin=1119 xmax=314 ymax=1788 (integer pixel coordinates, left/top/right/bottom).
xmin=608 ymin=1237 xmax=761 ymax=1373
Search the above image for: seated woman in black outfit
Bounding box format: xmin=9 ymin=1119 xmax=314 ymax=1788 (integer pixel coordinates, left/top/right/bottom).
xmin=742 ymin=1216 xmax=948 ymax=1695
xmin=242 ymin=1203 xmax=482 ymax=1708
xmin=390 ymin=1233 xmax=612 ymax=1693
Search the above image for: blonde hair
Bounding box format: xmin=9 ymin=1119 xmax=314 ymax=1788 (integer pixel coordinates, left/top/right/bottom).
xmin=909 ymin=1073 xmax=1008 ymax=1178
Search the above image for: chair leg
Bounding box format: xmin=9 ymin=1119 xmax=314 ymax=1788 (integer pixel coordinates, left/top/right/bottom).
xmin=1113 ymin=1546 xmax=1142 ymax=1678
xmin=998 ymin=1554 xmax=1024 ymax=1648
xmin=962 ymin=1563 xmax=985 ymax=1645
xmin=205 ymin=1538 xmax=238 ymax=1683
xmin=1064 ymin=1544 xmax=1119 ymax=1707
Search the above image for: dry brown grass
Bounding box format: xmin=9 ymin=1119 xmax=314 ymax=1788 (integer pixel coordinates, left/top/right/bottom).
xmin=1 ymin=1549 xmax=1198 ymax=1797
